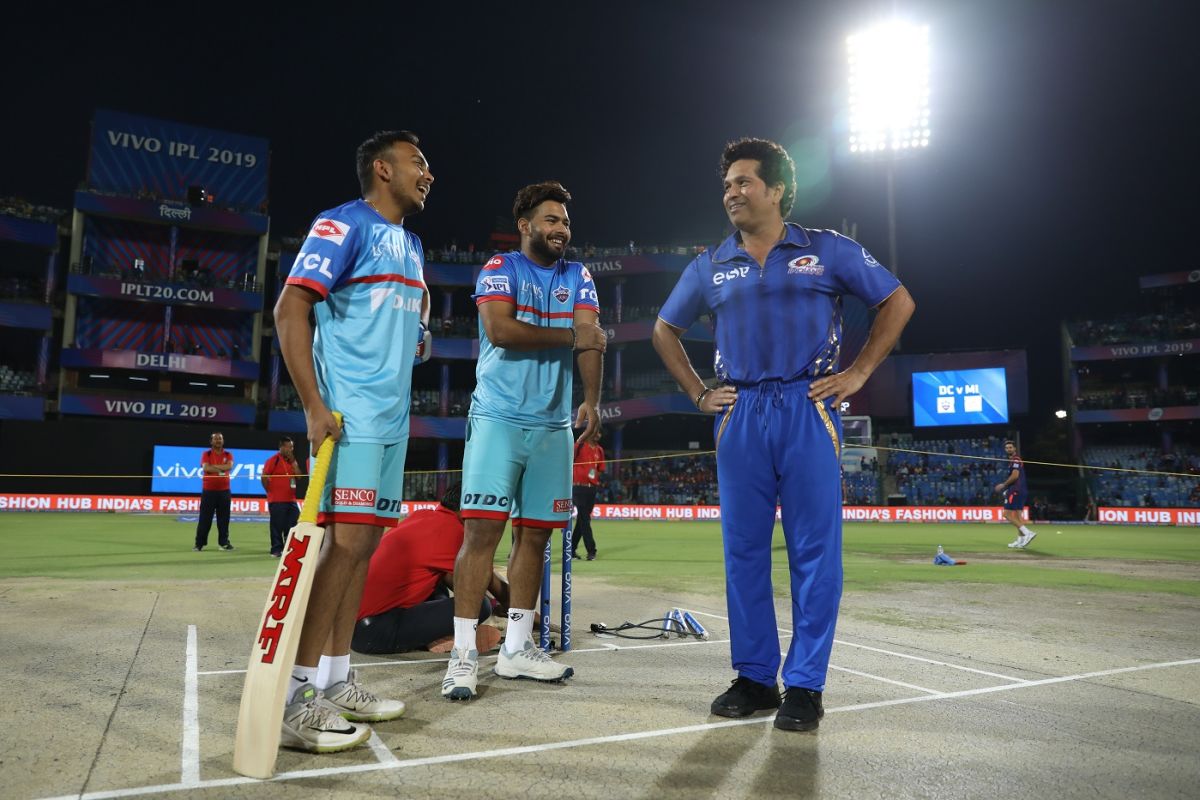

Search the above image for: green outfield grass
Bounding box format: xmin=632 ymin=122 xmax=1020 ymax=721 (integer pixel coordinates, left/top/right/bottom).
xmin=1 ymin=514 xmax=1198 ymax=596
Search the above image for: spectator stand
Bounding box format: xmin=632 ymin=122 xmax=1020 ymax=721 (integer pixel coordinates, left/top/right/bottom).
xmin=1064 ymin=269 xmax=1200 ymax=482
xmin=882 ymin=433 xmax=1009 ymax=507
xmin=58 ymin=111 xmax=269 ymax=427
xmin=0 ymin=198 xmax=64 ymax=420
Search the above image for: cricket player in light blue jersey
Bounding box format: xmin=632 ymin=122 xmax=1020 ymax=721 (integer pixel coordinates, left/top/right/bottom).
xmin=441 ymin=182 xmax=606 ymax=700
xmin=274 ymin=131 xmax=434 ymax=752
xmin=654 ymin=138 xmax=914 ymax=732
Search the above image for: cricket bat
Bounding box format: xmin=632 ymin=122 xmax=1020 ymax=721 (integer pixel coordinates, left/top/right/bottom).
xmin=232 ymin=412 xmax=340 ymax=778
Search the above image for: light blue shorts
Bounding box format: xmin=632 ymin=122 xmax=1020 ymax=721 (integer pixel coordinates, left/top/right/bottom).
xmin=460 ymin=416 xmax=572 ymax=528
xmin=317 ymin=439 xmax=408 ymax=528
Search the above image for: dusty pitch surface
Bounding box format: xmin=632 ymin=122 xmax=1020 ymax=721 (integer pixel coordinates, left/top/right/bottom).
xmin=2 ymin=574 xmax=1198 ymax=800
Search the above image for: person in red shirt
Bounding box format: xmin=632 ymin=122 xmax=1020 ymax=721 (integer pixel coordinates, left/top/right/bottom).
xmin=352 ymin=483 xmax=509 ymax=654
xmin=571 ymin=428 xmax=606 ymax=560
xmin=194 ymin=432 xmax=235 ymax=551
xmin=261 ymin=435 xmax=302 ymax=557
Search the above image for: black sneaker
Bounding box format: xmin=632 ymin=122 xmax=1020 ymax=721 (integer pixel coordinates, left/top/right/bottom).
xmin=586 ymin=552 xmax=596 ymax=561
xmin=710 ymin=676 xmax=781 ymax=718
xmin=220 ymin=543 xmax=235 ymax=551
xmin=774 ymin=687 xmax=823 ymax=731
xmin=193 ymin=546 xmax=203 ymax=552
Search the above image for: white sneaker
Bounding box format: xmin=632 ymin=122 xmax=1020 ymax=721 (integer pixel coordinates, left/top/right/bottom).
xmin=442 ymin=647 xmax=479 ymax=701
xmin=323 ymin=668 xmax=406 ymax=722
xmin=494 ymin=639 xmax=575 ymax=683
xmin=1018 ymin=531 xmax=1037 ymax=549
xmin=280 ymin=684 xmax=370 ymax=753
xmin=1007 ymin=536 xmax=1025 ymax=548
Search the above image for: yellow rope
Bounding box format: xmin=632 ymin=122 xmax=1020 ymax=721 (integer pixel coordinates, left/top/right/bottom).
xmin=0 ymin=444 xmax=1195 ymax=481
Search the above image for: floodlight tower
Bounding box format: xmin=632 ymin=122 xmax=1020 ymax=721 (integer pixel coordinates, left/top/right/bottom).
xmin=847 ymin=21 xmax=930 ymax=281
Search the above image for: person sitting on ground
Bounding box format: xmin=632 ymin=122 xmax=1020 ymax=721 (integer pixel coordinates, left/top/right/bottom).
xmin=352 ymin=482 xmax=509 ymax=655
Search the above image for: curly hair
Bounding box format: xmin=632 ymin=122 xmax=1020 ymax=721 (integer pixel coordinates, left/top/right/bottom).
xmin=512 ymin=181 xmax=572 ymax=222
xmin=440 ymin=481 xmax=462 ymax=512
xmin=356 ymin=130 xmax=420 ymax=194
xmin=719 ymin=138 xmax=796 ymax=217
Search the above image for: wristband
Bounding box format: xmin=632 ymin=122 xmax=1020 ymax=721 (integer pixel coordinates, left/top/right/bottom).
xmin=694 ymin=387 xmax=713 ymax=409
xmin=414 ymin=322 xmax=432 ymax=365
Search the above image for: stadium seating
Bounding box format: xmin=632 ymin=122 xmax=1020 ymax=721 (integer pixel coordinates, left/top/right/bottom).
xmin=0 ymin=364 xmax=37 ymax=394
xmin=599 ymin=453 xmax=717 ymax=505
xmin=1068 ymin=311 xmax=1200 ymax=346
xmin=885 ymin=434 xmax=1008 ymax=506
xmin=1082 ymin=444 xmax=1200 ymax=508
xmin=844 ymin=470 xmax=881 ymax=505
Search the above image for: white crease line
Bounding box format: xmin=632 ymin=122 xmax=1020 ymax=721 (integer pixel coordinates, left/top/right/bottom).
xmin=35 ymin=656 xmax=1200 ymax=800
xmin=367 ymin=730 xmax=398 ymax=765
xmin=687 ymin=609 xmax=1022 ymax=682
xmin=828 ymin=657 xmax=1200 ymax=713
xmin=198 ymin=636 xmax=731 ymax=676
xmin=181 ymin=626 xmax=200 ymax=786
xmin=831 ymin=639 xmax=1026 ymax=682
xmin=828 ymin=664 xmax=942 ymax=695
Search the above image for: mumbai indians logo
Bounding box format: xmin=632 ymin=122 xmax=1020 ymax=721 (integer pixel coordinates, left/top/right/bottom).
xmin=788 ymin=255 xmax=824 ymax=276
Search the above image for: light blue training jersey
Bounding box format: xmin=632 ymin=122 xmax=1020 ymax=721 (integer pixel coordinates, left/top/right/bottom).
xmin=285 ymin=199 xmax=425 ymax=444
xmin=469 ymin=251 xmax=600 ymax=430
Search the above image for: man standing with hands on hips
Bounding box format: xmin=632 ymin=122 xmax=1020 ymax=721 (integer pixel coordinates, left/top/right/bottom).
xmin=194 ymin=431 xmax=234 ymax=551
xmin=653 ymin=138 xmax=914 ymax=732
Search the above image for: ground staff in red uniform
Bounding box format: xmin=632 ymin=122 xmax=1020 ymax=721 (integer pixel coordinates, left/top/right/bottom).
xmin=194 ymin=431 xmax=234 ymax=551
xmin=571 ymin=429 xmax=605 ymax=560
xmin=260 ymin=435 xmax=301 ymax=557
xmin=352 ymin=483 xmax=508 ymax=654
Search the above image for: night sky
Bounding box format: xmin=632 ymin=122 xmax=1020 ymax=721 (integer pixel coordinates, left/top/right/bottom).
xmin=7 ymin=0 xmax=1199 ymax=421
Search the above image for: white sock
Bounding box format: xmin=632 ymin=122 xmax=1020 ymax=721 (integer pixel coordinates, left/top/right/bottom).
xmin=1019 ymin=525 xmax=1034 ymax=537
xmin=453 ymin=616 xmax=478 ymax=654
xmin=316 ymin=654 xmax=350 ymax=690
xmin=503 ymin=608 xmax=535 ymax=655
xmin=289 ymin=665 xmax=318 ymax=700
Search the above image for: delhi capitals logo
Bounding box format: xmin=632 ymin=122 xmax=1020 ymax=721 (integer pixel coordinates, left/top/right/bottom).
xmin=788 ymin=255 xmax=824 ymax=276
xmin=553 ymin=286 xmax=571 ymax=303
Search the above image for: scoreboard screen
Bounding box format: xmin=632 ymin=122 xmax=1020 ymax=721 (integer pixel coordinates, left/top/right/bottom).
xmin=912 ymin=368 xmax=1009 ymax=427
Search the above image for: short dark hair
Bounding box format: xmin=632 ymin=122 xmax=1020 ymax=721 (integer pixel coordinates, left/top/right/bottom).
xmin=513 ymin=181 xmax=572 ymax=223
xmin=719 ymin=138 xmax=797 ymax=217
xmin=356 ymin=130 xmax=420 ymax=194
xmin=1004 ymin=439 xmax=1016 ymax=446
xmin=278 ymin=435 xmax=293 ymax=445
xmin=440 ymin=481 xmax=462 ymax=512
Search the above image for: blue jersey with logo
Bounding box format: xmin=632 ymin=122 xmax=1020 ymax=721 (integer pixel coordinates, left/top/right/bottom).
xmin=469 ymin=251 xmax=600 ymax=429
xmin=658 ymin=224 xmax=901 ymax=384
xmin=285 ymin=199 xmax=425 ymax=444
xmin=1005 ymin=456 xmax=1027 ymax=494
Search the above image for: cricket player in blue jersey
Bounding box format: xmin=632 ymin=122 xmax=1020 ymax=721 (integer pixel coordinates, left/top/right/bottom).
xmin=653 ymin=138 xmax=915 ymax=731
xmin=997 ymin=439 xmax=1038 ymax=548
xmin=273 ymin=130 xmax=434 ymax=751
xmin=441 ymin=182 xmax=606 ymax=700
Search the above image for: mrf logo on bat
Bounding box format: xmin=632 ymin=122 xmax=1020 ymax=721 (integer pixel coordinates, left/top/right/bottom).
xmin=255 ymin=530 xmax=316 ymax=663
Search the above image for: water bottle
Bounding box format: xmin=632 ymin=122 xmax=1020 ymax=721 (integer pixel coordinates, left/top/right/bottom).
xmin=936 ymin=545 xmax=944 ymax=556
